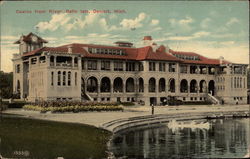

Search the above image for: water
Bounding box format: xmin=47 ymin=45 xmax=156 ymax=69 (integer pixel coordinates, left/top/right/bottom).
xmin=109 ymin=118 xmax=250 ymax=158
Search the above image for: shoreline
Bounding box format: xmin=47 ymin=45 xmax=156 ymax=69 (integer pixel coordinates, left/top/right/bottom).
xmin=1 ymin=104 xmax=250 ymax=133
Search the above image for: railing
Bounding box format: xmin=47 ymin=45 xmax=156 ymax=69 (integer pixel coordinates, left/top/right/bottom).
xmin=207 ymin=93 xmax=220 ymax=105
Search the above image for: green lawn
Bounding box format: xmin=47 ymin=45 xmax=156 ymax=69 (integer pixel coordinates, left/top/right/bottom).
xmin=0 ymin=116 xmax=112 ymax=159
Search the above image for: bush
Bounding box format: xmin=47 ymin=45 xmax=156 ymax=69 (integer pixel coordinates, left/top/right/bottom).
xmin=23 ymin=102 xmax=124 ymax=113
xmin=120 ymin=102 xmax=135 ymax=106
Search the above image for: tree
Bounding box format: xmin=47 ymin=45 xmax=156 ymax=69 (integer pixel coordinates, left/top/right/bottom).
xmin=0 ymin=71 xmax=13 ymax=99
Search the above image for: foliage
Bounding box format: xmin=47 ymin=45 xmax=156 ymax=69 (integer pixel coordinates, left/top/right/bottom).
xmin=0 ymin=71 xmax=13 ymax=99
xmin=23 ymin=101 xmax=123 ymax=112
xmin=33 ymin=101 xmax=119 ymax=107
xmin=120 ymin=102 xmax=135 ymax=106
xmin=2 ymin=100 xmax=28 ymax=108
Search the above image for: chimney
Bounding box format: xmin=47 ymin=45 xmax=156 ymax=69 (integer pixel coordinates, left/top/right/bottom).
xmin=152 ymin=43 xmax=157 ymax=52
xmin=67 ymin=45 xmax=73 ymax=53
xmin=143 ymin=36 xmax=153 ymax=46
xmin=219 ymin=56 xmax=224 ymax=65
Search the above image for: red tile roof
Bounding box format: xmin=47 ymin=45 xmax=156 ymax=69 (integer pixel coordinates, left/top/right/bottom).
xmin=22 ymin=43 xmax=231 ymax=65
xmin=14 ymin=32 xmax=48 ymax=44
xmin=169 ymin=49 xmax=232 ymax=65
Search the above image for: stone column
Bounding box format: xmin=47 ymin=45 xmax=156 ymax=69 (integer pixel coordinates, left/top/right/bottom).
xmin=54 ymin=56 xmax=57 ymax=67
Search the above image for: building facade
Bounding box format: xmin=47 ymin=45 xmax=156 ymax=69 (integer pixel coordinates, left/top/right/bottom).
xmin=12 ymin=33 xmax=248 ymax=105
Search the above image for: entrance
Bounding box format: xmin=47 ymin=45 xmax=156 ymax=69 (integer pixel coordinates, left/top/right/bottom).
xmin=150 ymin=97 xmax=157 ymax=106
xmin=208 ymin=80 xmax=215 ymax=96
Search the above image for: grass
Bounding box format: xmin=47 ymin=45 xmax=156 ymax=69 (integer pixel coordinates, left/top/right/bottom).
xmin=0 ymin=116 xmax=112 ymax=159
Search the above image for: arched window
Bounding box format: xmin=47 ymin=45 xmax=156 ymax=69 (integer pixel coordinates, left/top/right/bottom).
xmin=234 ymin=77 xmax=236 ymax=88
xmin=68 ymin=71 xmax=71 ymax=86
xmin=148 ymin=78 xmax=156 ymax=92
xmin=87 ymin=77 xmax=98 ymax=92
xmin=239 ymin=77 xmax=242 ymax=88
xmin=231 ymin=77 xmax=233 ymax=88
xmin=159 ymin=78 xmax=166 ymax=92
xmin=75 ymin=72 xmax=77 ymax=86
xmin=63 ymin=71 xmax=66 ymax=86
xmin=51 ymin=72 xmax=54 ymax=86
xmin=199 ymin=80 xmax=206 ymax=93
xmin=57 ymin=71 xmax=61 ymax=86
xmin=101 ymin=77 xmax=111 ymax=92
xmin=180 ymin=79 xmax=188 ymax=93
xmin=113 ymin=77 xmax=123 ymax=93
xmin=126 ymin=78 xmax=135 ymax=92
xmin=139 ymin=78 xmax=144 ymax=92
xmin=169 ymin=78 xmax=175 ymax=92
xmin=190 ymin=80 xmax=198 ymax=93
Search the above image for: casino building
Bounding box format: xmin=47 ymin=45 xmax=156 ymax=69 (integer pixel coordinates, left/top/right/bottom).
xmin=12 ymin=33 xmax=248 ymax=105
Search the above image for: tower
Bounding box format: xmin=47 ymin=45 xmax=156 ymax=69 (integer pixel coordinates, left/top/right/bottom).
xmin=14 ymin=32 xmax=48 ymax=55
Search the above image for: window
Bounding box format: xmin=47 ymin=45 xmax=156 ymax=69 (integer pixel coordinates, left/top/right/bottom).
xmin=114 ymin=61 xmax=123 ymax=71
xmin=57 ymin=71 xmax=61 ymax=86
xmin=63 ymin=71 xmax=66 ymax=86
xmin=180 ymin=65 xmax=187 ymax=73
xmin=149 ymin=62 xmax=156 ymax=71
xmin=75 ymin=72 xmax=77 ymax=86
xmin=68 ymin=71 xmax=71 ymax=86
xmin=87 ymin=60 xmax=97 ymax=70
xmin=169 ymin=63 xmax=176 ymax=72
xmin=51 ymin=72 xmax=54 ymax=86
xmin=16 ymin=64 xmax=20 ymax=73
xmin=126 ymin=62 xmax=135 ymax=71
xmin=101 ymin=61 xmax=110 ymax=70
xmin=138 ymin=62 xmax=144 ymax=71
xmin=159 ymin=62 xmax=166 ymax=72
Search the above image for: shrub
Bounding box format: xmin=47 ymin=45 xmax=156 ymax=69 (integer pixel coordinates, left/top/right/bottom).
xmin=120 ymin=102 xmax=135 ymax=106
xmin=23 ymin=102 xmax=123 ymax=113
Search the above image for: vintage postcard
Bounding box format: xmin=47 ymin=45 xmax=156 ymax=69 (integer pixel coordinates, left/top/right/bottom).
xmin=0 ymin=0 xmax=249 ymax=159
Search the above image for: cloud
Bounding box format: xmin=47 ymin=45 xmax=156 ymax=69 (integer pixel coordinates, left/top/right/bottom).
xmin=36 ymin=13 xmax=71 ymax=32
xmin=150 ymin=19 xmax=159 ymax=26
xmin=200 ymin=18 xmax=211 ymax=29
xmin=220 ymin=41 xmax=235 ymax=45
xmin=1 ymin=35 xmax=18 ymax=41
xmin=226 ymin=17 xmax=239 ymax=26
xmin=119 ymin=12 xmax=147 ymax=29
xmin=167 ymin=31 xmax=210 ymax=41
xmin=168 ymin=16 xmax=195 ymax=32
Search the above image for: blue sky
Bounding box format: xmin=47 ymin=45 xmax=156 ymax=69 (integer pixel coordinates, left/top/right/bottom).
xmin=0 ymin=1 xmax=249 ymax=72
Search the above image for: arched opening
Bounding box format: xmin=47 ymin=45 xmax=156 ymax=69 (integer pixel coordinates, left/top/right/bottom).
xmin=74 ymin=57 xmax=78 ymax=66
xmin=159 ymin=78 xmax=166 ymax=92
xmin=17 ymin=80 xmax=20 ymax=92
xmin=50 ymin=56 xmax=54 ymax=66
xmin=126 ymin=78 xmax=135 ymax=92
xmin=114 ymin=77 xmax=123 ymax=93
xmin=190 ymin=80 xmax=198 ymax=93
xmin=81 ymin=78 xmax=85 ymax=93
xmin=169 ymin=78 xmax=175 ymax=92
xmin=139 ymin=78 xmax=144 ymax=92
xmin=101 ymin=77 xmax=111 ymax=92
xmin=208 ymin=80 xmax=215 ymax=95
xmin=199 ymin=80 xmax=207 ymax=93
xmin=57 ymin=71 xmax=61 ymax=86
xmin=62 ymin=71 xmax=66 ymax=86
xmin=87 ymin=77 xmax=98 ymax=93
xmin=68 ymin=71 xmax=71 ymax=86
xmin=149 ymin=78 xmax=156 ymax=92
xmin=180 ymin=79 xmax=188 ymax=93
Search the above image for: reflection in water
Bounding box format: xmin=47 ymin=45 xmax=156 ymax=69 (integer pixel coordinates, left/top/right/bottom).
xmin=110 ymin=118 xmax=250 ymax=158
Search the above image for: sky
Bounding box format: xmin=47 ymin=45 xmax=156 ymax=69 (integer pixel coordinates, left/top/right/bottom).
xmin=0 ymin=1 xmax=249 ymax=72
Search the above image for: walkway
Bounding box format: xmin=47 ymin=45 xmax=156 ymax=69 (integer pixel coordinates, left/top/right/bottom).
xmin=2 ymin=105 xmax=250 ymax=132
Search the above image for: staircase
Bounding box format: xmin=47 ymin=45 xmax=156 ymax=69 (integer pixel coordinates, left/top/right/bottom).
xmin=207 ymin=93 xmax=220 ymax=105
xmin=81 ymin=91 xmax=93 ymax=101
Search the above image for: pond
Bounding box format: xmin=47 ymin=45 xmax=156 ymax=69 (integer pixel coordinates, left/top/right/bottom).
xmin=109 ymin=118 xmax=250 ymax=158
xmin=0 ymin=115 xmax=111 ymax=159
